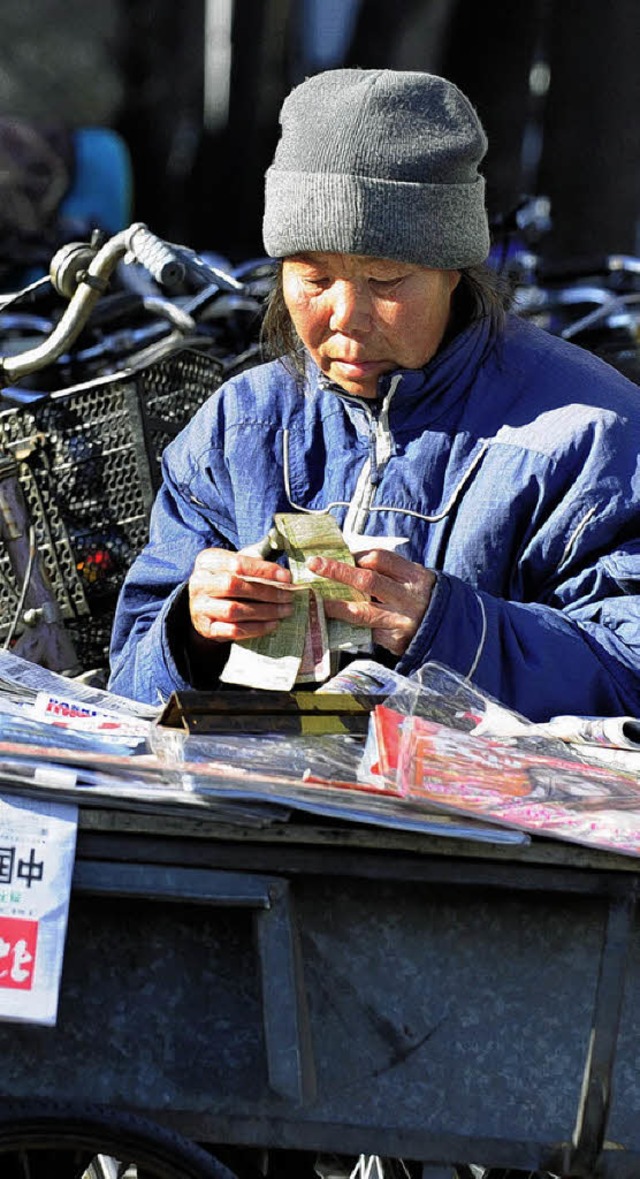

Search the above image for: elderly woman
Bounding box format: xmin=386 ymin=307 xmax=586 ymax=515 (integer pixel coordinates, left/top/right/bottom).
xmin=109 ymin=69 xmax=640 ymax=720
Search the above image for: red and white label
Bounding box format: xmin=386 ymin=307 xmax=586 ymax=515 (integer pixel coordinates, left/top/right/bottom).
xmin=0 ymin=916 xmax=37 ymax=990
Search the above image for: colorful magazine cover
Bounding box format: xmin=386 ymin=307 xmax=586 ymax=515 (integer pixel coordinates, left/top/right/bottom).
xmin=395 ymin=715 xmax=640 ymax=856
xmin=369 ymin=663 xmax=640 ymax=857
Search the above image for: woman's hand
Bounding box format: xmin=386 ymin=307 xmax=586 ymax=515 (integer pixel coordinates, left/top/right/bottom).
xmin=188 ymin=549 xmax=294 ymax=642
xmin=307 ymin=548 xmax=436 ymax=656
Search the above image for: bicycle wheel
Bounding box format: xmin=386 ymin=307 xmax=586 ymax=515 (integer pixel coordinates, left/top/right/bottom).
xmin=0 ymin=1100 xmax=238 ymax=1179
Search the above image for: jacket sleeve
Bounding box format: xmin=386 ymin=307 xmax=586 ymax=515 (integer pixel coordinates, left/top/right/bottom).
xmin=108 ymin=439 xmax=236 ymax=705
xmin=396 ymin=562 xmax=640 ymax=722
xmin=396 ymin=419 xmax=640 ymax=722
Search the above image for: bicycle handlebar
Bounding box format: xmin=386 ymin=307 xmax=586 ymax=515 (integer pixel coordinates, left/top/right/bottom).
xmin=0 ymin=223 xmax=188 ymax=384
xmin=126 ymin=223 xmax=186 ymax=288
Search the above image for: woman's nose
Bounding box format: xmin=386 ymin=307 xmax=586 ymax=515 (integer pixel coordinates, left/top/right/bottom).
xmin=328 ymin=281 xmax=371 ymax=333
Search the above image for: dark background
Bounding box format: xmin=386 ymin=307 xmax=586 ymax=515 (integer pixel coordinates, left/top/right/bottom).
xmin=3 ymin=0 xmax=640 ymax=267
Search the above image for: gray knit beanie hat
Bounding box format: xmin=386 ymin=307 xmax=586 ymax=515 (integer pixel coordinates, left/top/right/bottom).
xmin=263 ymin=68 xmax=490 ymax=269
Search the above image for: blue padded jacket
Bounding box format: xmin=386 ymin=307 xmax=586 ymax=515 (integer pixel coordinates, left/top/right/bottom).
xmin=108 ymin=312 xmax=640 ymax=720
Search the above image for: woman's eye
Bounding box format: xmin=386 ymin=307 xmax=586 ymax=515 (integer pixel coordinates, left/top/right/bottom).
xmin=302 ymin=275 xmax=329 ymax=290
xmin=369 ymin=276 xmax=403 ymax=291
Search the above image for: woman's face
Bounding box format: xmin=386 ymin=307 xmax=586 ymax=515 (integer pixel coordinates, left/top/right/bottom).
xmin=282 ymin=251 xmax=460 ymax=398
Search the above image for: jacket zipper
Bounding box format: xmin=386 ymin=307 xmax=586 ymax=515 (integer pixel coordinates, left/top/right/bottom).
xmin=343 ymin=374 xmax=402 ymax=537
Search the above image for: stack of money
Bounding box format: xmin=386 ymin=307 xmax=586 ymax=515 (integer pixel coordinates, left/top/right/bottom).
xmin=221 ymin=513 xmax=371 ymax=691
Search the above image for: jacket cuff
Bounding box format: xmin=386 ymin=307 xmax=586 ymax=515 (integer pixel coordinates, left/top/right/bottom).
xmin=137 ymin=584 xmax=197 ymax=703
xmin=395 ymin=572 xmax=487 ymax=682
xmin=395 ymin=573 xmax=449 ymax=675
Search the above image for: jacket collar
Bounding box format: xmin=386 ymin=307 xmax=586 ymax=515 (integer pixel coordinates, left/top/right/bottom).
xmin=313 ymin=311 xmax=498 ymax=417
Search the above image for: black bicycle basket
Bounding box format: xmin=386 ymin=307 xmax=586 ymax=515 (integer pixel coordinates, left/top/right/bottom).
xmin=0 ymin=346 xmax=229 ymax=674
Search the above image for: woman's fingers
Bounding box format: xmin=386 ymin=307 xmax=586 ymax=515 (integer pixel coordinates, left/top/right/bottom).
xmin=322 ymin=595 xmax=430 ymax=656
xmin=309 ymin=550 xmax=436 ymax=655
xmin=187 ymin=545 xmax=435 ymax=653
xmin=190 ymin=592 xmax=294 ymax=642
xmin=195 ymin=615 xmax=287 ymax=643
xmin=191 ymin=549 xmax=292 ymax=598
xmin=188 ymin=548 xmax=293 ymax=641
xmin=308 ymin=550 xmax=435 ymax=611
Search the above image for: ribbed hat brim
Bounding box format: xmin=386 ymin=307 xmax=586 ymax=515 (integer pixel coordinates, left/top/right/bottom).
xmin=263 ymin=169 xmax=490 ymax=268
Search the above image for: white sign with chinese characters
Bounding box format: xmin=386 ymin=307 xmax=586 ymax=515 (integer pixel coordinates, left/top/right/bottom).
xmin=0 ymin=791 xmax=78 ymax=1025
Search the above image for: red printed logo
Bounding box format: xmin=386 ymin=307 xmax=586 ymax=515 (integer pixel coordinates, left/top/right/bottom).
xmin=0 ymin=916 xmax=37 ymax=989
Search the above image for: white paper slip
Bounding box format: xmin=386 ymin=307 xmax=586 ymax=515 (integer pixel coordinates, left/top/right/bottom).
xmin=345 ymin=534 xmax=409 ymax=554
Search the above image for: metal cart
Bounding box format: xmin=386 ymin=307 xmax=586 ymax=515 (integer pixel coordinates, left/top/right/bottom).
xmin=1 ymin=804 xmax=639 ymax=1178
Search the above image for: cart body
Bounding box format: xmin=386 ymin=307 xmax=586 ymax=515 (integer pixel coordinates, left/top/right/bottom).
xmin=1 ymin=810 xmax=638 ymax=1177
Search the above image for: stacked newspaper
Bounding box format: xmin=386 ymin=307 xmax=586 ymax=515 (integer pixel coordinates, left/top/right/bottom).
xmin=0 ymin=650 xmax=524 ymax=845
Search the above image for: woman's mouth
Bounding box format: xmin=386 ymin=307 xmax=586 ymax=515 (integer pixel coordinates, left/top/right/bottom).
xmin=331 ymin=357 xmax=386 ymax=374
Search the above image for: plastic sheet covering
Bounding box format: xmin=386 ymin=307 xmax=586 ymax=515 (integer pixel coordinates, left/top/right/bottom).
xmin=367 ymin=661 xmax=640 ymax=858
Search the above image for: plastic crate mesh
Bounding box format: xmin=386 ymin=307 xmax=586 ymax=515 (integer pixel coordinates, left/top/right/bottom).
xmin=0 ymin=347 xmax=225 ymax=672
